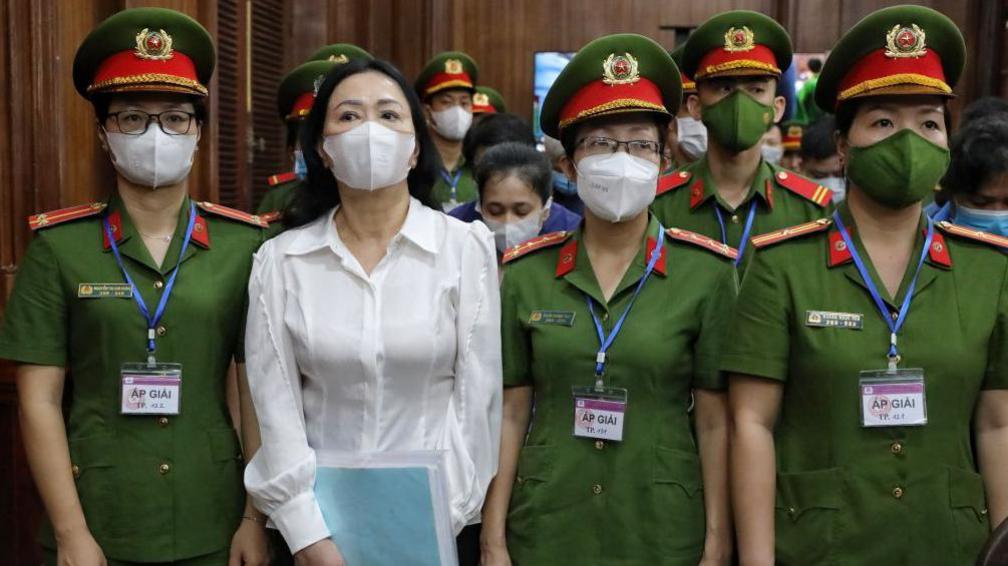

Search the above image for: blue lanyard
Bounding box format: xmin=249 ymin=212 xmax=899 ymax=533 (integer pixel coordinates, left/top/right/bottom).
xmin=930 ymin=202 xmax=952 ymax=222
xmin=714 ymin=200 xmax=758 ymax=267
xmin=832 ymin=210 xmax=934 ymax=370
xmin=439 ymin=168 xmax=462 ymax=201
xmin=103 ymin=201 xmax=197 ymax=364
xmin=584 ymin=225 xmax=665 ymax=389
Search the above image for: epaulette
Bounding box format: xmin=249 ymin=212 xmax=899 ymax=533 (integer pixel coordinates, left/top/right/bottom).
xmin=502 ymin=231 xmax=570 ymax=264
xmin=28 ymin=202 xmax=107 ymax=231
xmin=259 ymin=211 xmax=282 ymax=224
xmin=751 ymin=218 xmax=832 ymax=249
xmin=656 ymin=170 xmax=692 ymax=196
xmin=196 ymin=202 xmax=269 ymax=228
xmin=772 ymin=169 xmax=833 ymax=207
xmin=267 ymin=172 xmax=298 ymax=187
xmin=937 ymin=221 xmax=1008 ymax=249
xmin=665 ymin=227 xmax=738 ymax=260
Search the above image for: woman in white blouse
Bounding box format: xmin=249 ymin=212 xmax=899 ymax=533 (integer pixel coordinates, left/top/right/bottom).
xmin=243 ymin=58 xmax=502 ymax=566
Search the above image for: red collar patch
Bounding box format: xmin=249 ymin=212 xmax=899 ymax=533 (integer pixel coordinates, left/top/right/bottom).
xmin=646 ymin=236 xmax=668 ymax=276
xmin=689 ymin=179 xmax=706 ymax=209
xmin=555 ymin=239 xmax=578 ymax=277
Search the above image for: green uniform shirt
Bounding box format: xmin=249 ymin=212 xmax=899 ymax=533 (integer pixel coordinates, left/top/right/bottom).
xmin=720 ymin=203 xmax=1007 ymax=565
xmin=432 ymin=159 xmax=477 ymax=211
xmin=0 ymin=195 xmax=264 ymax=562
xmin=650 ymin=157 xmax=832 ymax=270
xmin=256 ymin=177 xmax=299 ymax=217
xmin=501 ymin=215 xmax=738 ymax=565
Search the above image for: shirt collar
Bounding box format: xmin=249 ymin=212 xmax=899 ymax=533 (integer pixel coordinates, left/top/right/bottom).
xmin=826 ymin=202 xmax=951 ymax=270
xmin=286 ymin=197 xmax=439 ymax=257
xmin=690 ymin=157 xmax=775 ymax=211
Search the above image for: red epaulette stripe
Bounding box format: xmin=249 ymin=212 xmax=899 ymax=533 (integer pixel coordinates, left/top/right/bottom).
xmin=196 ymin=202 xmax=269 ymax=228
xmin=502 ymin=231 xmax=569 ymax=264
xmin=751 ymin=218 xmax=832 ymax=249
xmin=259 ymin=211 xmax=282 ymax=224
xmin=27 ymin=202 xmax=107 ymax=230
xmin=656 ymin=170 xmax=692 ymax=196
xmin=665 ymin=227 xmax=739 ymax=260
xmin=937 ymin=221 xmax=1008 ymax=249
xmin=267 ymin=172 xmax=298 ymax=186
xmin=774 ymin=170 xmax=833 ymax=208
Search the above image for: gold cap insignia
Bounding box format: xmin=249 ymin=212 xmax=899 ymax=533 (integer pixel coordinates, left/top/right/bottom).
xmin=445 ymin=58 xmax=464 ymax=74
xmin=724 ymin=26 xmax=755 ymax=52
xmin=885 ymin=24 xmax=927 ymax=58
xmin=329 ymin=54 xmax=350 ymax=64
xmin=787 ymin=126 xmax=802 ymax=137
xmin=602 ymin=53 xmax=640 ymax=85
xmin=473 ymin=92 xmax=490 ymax=106
xmin=134 ymin=28 xmax=174 ymax=60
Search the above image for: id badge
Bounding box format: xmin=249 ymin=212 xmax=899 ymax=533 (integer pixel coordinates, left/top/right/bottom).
xmin=121 ymin=363 xmax=182 ymax=416
xmin=572 ymin=386 xmax=627 ymax=442
xmin=859 ymin=368 xmax=926 ymax=428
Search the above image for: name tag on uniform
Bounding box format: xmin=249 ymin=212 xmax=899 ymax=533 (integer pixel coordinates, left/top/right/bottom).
xmin=859 ymin=369 xmax=927 ymax=427
xmin=121 ymin=363 xmax=182 ymax=415
xmin=805 ymin=310 xmax=863 ymax=329
xmin=78 ymin=283 xmax=133 ymax=299
xmin=572 ymin=386 xmax=627 ymax=442
xmin=529 ymin=310 xmax=576 ymax=327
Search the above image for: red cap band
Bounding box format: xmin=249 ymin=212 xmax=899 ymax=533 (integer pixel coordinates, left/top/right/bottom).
xmin=696 ymin=44 xmax=780 ymax=79
xmin=423 ymin=72 xmax=474 ymax=97
xmin=837 ymin=48 xmax=950 ymax=104
xmin=558 ymin=77 xmax=667 ymax=130
xmin=89 ymin=50 xmax=206 ymax=95
xmin=288 ymin=92 xmax=315 ymax=121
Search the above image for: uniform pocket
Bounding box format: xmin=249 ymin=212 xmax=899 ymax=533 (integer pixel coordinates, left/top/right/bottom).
xmin=652 ymin=446 xmax=706 ymax=558
xmin=652 ymin=445 xmax=702 ymax=497
xmin=507 ymin=445 xmax=553 ymax=552
xmin=205 ymin=428 xmax=245 ymax=525
xmin=775 ymin=468 xmax=844 ymax=565
xmin=67 ymin=434 xmax=116 ymax=536
xmin=948 ymin=467 xmax=990 ymax=563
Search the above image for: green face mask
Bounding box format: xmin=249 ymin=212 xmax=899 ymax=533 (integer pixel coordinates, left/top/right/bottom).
xmin=846 ymin=129 xmax=950 ymax=209
xmin=700 ymin=89 xmax=775 ymax=152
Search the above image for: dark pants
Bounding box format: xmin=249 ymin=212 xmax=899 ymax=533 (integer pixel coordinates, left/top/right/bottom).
xmin=269 ymin=523 xmax=483 ymax=565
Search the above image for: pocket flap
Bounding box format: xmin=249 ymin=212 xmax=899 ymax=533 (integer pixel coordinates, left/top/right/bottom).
xmin=68 ymin=433 xmax=116 ymax=471
xmin=776 ymin=468 xmax=844 ymax=520
xmin=516 ymin=445 xmax=551 ymax=483
xmin=207 ymin=428 xmax=243 ymax=462
xmin=948 ymin=467 xmax=988 ymax=519
xmin=653 ymin=446 xmax=702 ymax=497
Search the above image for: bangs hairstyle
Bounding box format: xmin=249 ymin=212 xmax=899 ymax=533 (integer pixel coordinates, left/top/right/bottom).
xmin=474 ymin=142 xmax=553 ymax=204
xmin=285 ymin=58 xmax=439 ymax=229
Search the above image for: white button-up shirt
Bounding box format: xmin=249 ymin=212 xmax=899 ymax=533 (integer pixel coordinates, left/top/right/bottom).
xmin=244 ymin=198 xmax=502 ymax=553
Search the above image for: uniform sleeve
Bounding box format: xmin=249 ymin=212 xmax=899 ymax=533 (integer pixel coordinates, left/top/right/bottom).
xmin=719 ymin=246 xmax=792 ymax=381
xmin=242 ymin=241 xmax=330 ymax=554
xmin=983 ymin=258 xmax=1008 ymax=390
xmin=0 ymin=234 xmax=68 ymax=366
xmin=438 ymin=221 xmax=503 ymax=533
xmin=692 ymin=261 xmax=739 ymax=390
xmin=232 ymin=230 xmax=267 ymax=364
xmin=500 ymin=263 xmax=532 ymax=387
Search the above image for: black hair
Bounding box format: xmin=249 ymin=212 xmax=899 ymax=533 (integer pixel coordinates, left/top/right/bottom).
xmin=461 ymin=113 xmax=535 ymax=166
xmin=285 ymin=58 xmax=439 ymax=229
xmin=90 ymin=92 xmax=208 ymax=124
xmin=474 ymin=142 xmax=553 ymax=204
xmin=800 ymin=114 xmax=837 ymax=159
xmin=835 ymin=98 xmax=952 ymax=137
xmin=560 ymin=112 xmax=671 ymax=159
xmin=808 ymin=58 xmax=822 ymax=74
xmin=941 ymin=115 xmax=1008 ymax=197
xmin=960 ymin=96 xmax=1008 ymax=128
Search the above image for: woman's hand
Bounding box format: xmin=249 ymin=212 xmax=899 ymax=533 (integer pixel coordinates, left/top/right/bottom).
xmin=55 ymin=530 xmax=106 ymax=566
xmin=294 ymin=539 xmax=346 ymax=566
xmin=228 ymin=519 xmax=270 ymax=566
xmin=479 ymin=538 xmax=512 ymax=566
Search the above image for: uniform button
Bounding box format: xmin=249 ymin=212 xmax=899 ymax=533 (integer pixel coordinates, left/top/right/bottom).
xmin=156 ymin=325 xmax=167 ymax=337
xmin=787 ymin=506 xmax=796 ymax=516
xmin=516 ymin=476 xmax=524 ymax=485
xmin=890 ymin=311 xmax=899 ymax=321
xmin=158 ymin=416 xmax=169 ymax=427
xmin=591 ymin=484 xmax=603 ymax=495
xmin=159 ymin=463 xmax=171 ymax=475
xmin=601 ymin=312 xmax=609 ymax=322
xmin=154 ymin=280 xmax=164 ymax=290
xmin=731 ymin=214 xmax=740 ymax=224
xmin=892 ymin=486 xmax=904 ymax=499
xmin=594 ymin=440 xmax=605 ymax=450
xmin=71 ymin=464 xmax=80 ymax=479
xmin=890 ymin=442 xmax=903 ymax=455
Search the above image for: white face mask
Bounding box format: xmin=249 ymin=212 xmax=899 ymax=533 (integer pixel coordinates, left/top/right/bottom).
xmin=575 ymin=153 xmax=660 ymax=223
xmin=676 ymin=116 xmax=708 ymax=159
xmin=322 ymin=121 xmax=416 ymax=191
xmin=761 ymin=144 xmax=784 ymax=165
xmin=814 ymin=175 xmax=847 ymax=202
xmin=430 ymin=105 xmax=473 ymax=141
xmin=480 ymin=198 xmax=550 ymax=253
xmin=105 ymin=128 xmax=198 ymax=189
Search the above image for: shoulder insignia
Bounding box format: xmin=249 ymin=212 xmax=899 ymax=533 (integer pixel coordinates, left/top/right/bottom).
xmin=196 ymin=202 xmax=269 ymax=228
xmin=656 ymin=170 xmax=692 ymax=196
xmin=259 ymin=210 xmax=282 ymax=224
xmin=751 ymin=218 xmax=832 ymax=249
xmin=665 ymin=227 xmax=738 ymax=260
xmin=28 ymin=202 xmax=107 ymax=231
xmin=267 ymin=172 xmax=298 ymax=187
xmin=937 ymin=221 xmax=1008 ymax=250
xmin=773 ymin=170 xmax=832 ymax=208
xmin=502 ymin=231 xmax=570 ymax=264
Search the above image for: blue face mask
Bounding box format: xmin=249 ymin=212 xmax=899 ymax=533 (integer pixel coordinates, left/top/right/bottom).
xmin=954 ymin=204 xmax=1008 ymax=237
xmin=293 ymin=149 xmax=308 ymax=180
xmin=552 ymin=170 xmax=577 ymax=195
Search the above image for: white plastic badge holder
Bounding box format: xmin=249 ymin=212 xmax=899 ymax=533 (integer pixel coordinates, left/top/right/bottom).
xmin=859 ymin=368 xmax=927 ymax=428
xmin=572 ymin=386 xmax=628 ymax=442
xmin=120 ymin=362 xmax=182 ymax=415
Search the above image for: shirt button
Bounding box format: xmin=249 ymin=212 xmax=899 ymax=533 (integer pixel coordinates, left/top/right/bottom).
xmin=890 ymin=311 xmax=899 ymax=321
xmin=731 ymin=214 xmax=740 ymax=224
xmin=591 ymin=484 xmax=603 ymax=495
xmin=516 ymin=476 xmax=524 ymax=485
xmin=71 ymin=464 xmax=80 ymax=479
xmin=601 ymin=312 xmax=609 ymax=322
xmin=594 ymin=440 xmax=605 ymax=450
xmin=159 ymin=463 xmax=171 ymax=475
xmin=154 ymin=280 xmax=164 ymax=290
xmin=156 ymin=325 xmax=167 ymax=337
xmin=892 ymin=486 xmax=904 ymax=499
xmin=158 ymin=416 xmax=169 ymax=427
xmin=890 ymin=442 xmax=903 ymax=455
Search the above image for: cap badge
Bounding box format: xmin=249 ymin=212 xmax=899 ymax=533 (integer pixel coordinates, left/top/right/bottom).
xmin=134 ymin=28 xmax=174 ymax=61
xmin=885 ymin=24 xmax=927 ymax=58
xmin=787 ymin=125 xmax=802 ymax=137
xmin=445 ymin=58 xmax=464 ymax=74
xmin=329 ymin=54 xmax=349 ymax=64
xmin=724 ymin=26 xmax=755 ymax=52
xmin=602 ymin=53 xmax=640 ymax=85
xmin=473 ymin=92 xmax=490 ymax=106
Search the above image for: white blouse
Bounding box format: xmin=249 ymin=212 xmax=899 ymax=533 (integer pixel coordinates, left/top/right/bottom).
xmin=243 ymin=198 xmax=502 ymax=553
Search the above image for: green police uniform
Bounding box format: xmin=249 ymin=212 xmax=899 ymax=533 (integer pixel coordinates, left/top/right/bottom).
xmin=0 ymin=8 xmax=268 ymax=562
xmin=432 ymin=157 xmax=478 ymax=212
xmin=473 ymin=86 xmax=507 ymax=114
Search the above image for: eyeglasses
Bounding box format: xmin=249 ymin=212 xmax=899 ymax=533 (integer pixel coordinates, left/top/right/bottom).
xmin=106 ymin=110 xmax=198 ymax=136
xmin=576 ymin=136 xmax=661 ymax=158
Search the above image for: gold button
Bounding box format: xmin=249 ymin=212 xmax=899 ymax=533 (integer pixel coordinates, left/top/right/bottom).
xmin=156 ymin=325 xmax=167 ymax=337
xmin=154 ymin=280 xmax=164 ymax=290
xmin=591 ymin=484 xmax=603 ymax=495
xmin=516 ymin=476 xmax=524 ymax=485
xmin=594 ymin=440 xmax=605 ymax=450
xmin=601 ymin=312 xmax=609 ymax=322
xmin=71 ymin=464 xmax=80 ymax=479
xmin=892 ymin=486 xmax=904 ymax=499
xmin=777 ymin=172 xmax=788 ymax=180
xmin=159 ymin=463 xmax=171 ymax=475
xmin=890 ymin=442 xmax=903 ymax=455
xmin=982 ymin=508 xmax=989 ymax=516
xmin=891 ymin=311 xmax=899 ymax=321
xmin=731 ymin=214 xmax=740 ymax=224
xmin=158 ymin=416 xmax=169 ymax=427
xmin=787 ymin=506 xmax=796 ymax=515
